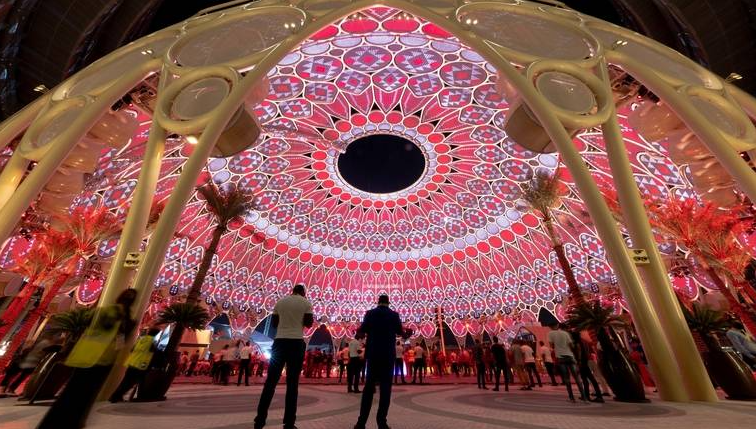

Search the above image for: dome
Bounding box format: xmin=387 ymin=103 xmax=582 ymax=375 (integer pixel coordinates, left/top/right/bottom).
xmin=0 ymin=0 xmax=755 ymax=341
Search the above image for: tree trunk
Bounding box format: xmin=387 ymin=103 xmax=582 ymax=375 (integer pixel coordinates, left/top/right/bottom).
xmin=543 ymin=215 xmax=585 ymax=307
xmin=163 ymin=226 xmax=224 ymax=362
xmin=705 ymin=268 xmax=756 ymax=335
xmin=0 ymin=260 xmax=77 ymax=371
xmin=0 ymin=274 xmax=42 ymax=340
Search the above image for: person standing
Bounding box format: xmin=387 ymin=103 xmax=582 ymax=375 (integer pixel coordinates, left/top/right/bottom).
xmin=572 ymin=331 xmax=604 ymax=403
xmin=109 ymin=327 xmax=160 ymax=402
xmin=727 ymin=320 xmax=756 ymax=367
xmin=449 ymin=350 xmax=459 ymax=377
xmin=347 ymin=337 xmax=362 ymax=393
xmin=394 ymin=341 xmax=406 ymax=384
xmin=219 ymin=345 xmax=231 ymax=385
xmin=238 ymin=341 xmax=253 ymax=386
xmin=353 ymin=295 xmax=407 ymax=429
xmin=548 ymin=324 xmax=587 ymax=402
xmin=187 ymin=349 xmax=200 ymax=376
xmin=538 ymin=340 xmax=558 ymax=386
xmin=473 ymin=339 xmax=487 ymax=390
xmin=412 ymin=342 xmax=425 ymax=384
xmin=491 ymin=336 xmax=509 ymax=392
xmin=37 ymin=289 xmax=138 ymax=429
xmin=510 ymin=340 xmax=527 ymax=388
xmin=521 ymin=342 xmax=542 ymax=389
xmin=338 ymin=345 xmax=349 ymax=383
xmin=253 ymin=284 xmax=314 ymax=429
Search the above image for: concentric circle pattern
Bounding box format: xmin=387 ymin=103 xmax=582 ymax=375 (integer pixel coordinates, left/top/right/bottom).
xmin=0 ymin=6 xmax=710 ymax=335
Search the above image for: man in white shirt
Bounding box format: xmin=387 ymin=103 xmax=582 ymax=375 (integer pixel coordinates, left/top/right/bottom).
xmin=347 ymin=337 xmax=363 ymax=393
xmin=538 ymin=340 xmax=558 ymax=386
xmin=238 ymin=341 xmax=253 ymax=386
xmin=254 ymin=284 xmax=314 ymax=429
xmin=548 ymin=324 xmax=586 ymax=402
xmin=412 ymin=343 xmax=425 ymax=384
xmin=521 ymin=342 xmax=542 ymax=389
xmin=394 ymin=341 xmax=406 ymax=384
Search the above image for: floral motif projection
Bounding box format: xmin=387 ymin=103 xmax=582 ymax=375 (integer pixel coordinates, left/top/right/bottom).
xmin=0 ymin=7 xmax=708 ymax=335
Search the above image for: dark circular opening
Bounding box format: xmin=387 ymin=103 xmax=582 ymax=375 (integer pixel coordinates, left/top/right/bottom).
xmin=337 ymin=134 xmax=425 ymax=194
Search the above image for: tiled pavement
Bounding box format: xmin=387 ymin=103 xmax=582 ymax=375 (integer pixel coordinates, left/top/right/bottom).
xmin=1 ymin=383 xmax=754 ymax=429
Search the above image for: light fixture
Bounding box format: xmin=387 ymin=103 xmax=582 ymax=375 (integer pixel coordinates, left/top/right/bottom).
xmin=185 ymin=135 xmax=199 ymax=145
xmin=140 ymin=48 xmax=155 ymax=56
xmin=610 ymin=40 xmax=628 ymax=50
xmin=726 ymin=72 xmax=743 ymax=83
xmin=33 ymin=84 xmax=49 ymax=93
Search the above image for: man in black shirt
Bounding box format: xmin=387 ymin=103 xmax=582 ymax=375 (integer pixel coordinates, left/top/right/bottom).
xmin=473 ymin=339 xmax=487 ymax=390
xmin=353 ymin=295 xmax=408 ymax=429
xmin=491 ymin=336 xmax=509 ymax=392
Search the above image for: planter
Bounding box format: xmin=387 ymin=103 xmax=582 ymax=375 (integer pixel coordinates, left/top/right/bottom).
xmin=134 ymin=351 xmax=178 ymax=402
xmin=597 ymin=327 xmax=647 ymax=402
xmin=701 ymin=334 xmax=756 ymax=400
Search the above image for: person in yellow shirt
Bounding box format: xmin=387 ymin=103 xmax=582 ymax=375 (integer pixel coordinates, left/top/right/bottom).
xmin=109 ymin=327 xmax=160 ymax=402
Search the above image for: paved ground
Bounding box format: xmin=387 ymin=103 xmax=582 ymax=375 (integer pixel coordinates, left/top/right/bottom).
xmin=1 ymin=382 xmax=754 ymax=429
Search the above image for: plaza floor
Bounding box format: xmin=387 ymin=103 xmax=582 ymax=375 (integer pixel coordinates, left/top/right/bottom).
xmin=1 ymin=382 xmax=754 ymax=429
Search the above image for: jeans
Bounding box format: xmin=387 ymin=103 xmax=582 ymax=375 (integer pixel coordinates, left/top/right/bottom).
xmin=109 ymin=366 xmax=147 ymax=402
xmin=544 ymin=361 xmax=558 ymax=385
xmin=393 ymin=358 xmax=405 ymax=383
xmin=254 ymin=339 xmax=305 ymax=428
xmin=580 ymin=364 xmax=603 ymax=397
xmin=238 ymin=358 xmax=251 ymax=386
xmin=475 ymin=362 xmax=487 ymax=388
xmin=348 ymin=357 xmax=362 ymax=392
xmin=557 ymin=356 xmax=586 ymax=400
xmin=357 ymin=357 xmax=394 ymax=426
xmin=494 ymin=360 xmax=509 ymax=391
xmin=412 ymin=358 xmax=425 ymax=383
xmin=524 ymin=362 xmax=542 ymax=387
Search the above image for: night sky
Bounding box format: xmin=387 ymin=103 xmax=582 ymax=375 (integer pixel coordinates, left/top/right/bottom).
xmin=337 ymin=134 xmax=426 ymax=194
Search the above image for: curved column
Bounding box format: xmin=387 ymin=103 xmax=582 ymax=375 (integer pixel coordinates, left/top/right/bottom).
xmin=491 ymin=55 xmax=688 ymax=401
xmin=95 ymin=125 xmax=166 ymax=308
xmin=0 ymin=94 xmax=47 ymax=151
xmin=598 ymin=61 xmax=717 ymax=402
xmin=0 ymin=60 xmax=161 ymax=245
xmin=611 ymin=54 xmax=756 ymax=204
xmin=0 ymin=96 xmax=48 ymax=209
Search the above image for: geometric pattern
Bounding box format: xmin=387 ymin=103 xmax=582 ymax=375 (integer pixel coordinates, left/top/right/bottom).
xmin=11 ymin=6 xmax=713 ymax=326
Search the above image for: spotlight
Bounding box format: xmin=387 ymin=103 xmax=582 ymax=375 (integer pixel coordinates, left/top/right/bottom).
xmin=610 ymin=40 xmax=628 ymax=50
xmin=33 ymin=84 xmax=49 ymax=93
xmin=186 ymin=135 xmax=199 ymax=145
xmin=726 ymin=72 xmax=743 ymax=83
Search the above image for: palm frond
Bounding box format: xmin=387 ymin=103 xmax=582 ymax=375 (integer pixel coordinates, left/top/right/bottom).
xmin=566 ymin=300 xmax=626 ymax=332
xmin=48 ymin=307 xmax=94 ymax=339
xmin=156 ymin=302 xmax=211 ymax=331
xmin=197 ymin=182 xmax=256 ymax=229
xmin=521 ymin=170 xmax=563 ymax=219
xmin=682 ymin=302 xmax=731 ymax=333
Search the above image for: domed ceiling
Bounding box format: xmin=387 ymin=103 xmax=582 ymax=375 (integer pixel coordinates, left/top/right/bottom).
xmin=0 ymin=6 xmax=709 ymax=337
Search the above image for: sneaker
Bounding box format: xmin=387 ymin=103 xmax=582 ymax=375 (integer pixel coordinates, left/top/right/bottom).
xmin=590 ymin=397 xmax=605 ymax=403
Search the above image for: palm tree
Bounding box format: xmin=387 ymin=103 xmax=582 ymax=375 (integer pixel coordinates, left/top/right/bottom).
xmin=163 ymin=182 xmax=254 ymax=357
xmin=681 ymin=302 xmax=756 ymax=399
xmin=521 ymin=170 xmax=585 ymax=307
xmin=47 ymin=307 xmax=94 ymax=351
xmin=157 ymin=303 xmax=211 ymax=338
xmin=641 ymin=197 xmax=756 ymax=334
xmin=566 ymin=300 xmax=646 ymax=401
xmin=0 ymin=206 xmax=120 ymax=370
